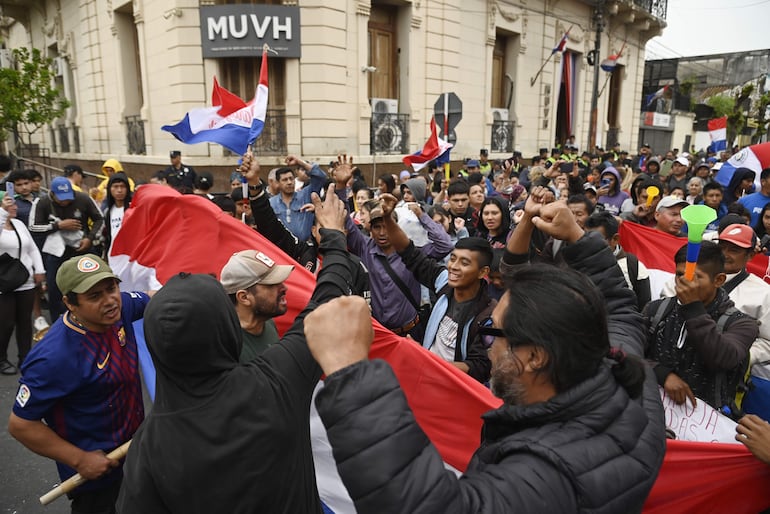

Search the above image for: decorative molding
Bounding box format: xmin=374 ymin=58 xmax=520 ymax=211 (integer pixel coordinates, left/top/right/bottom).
xmin=519 ymin=15 xmax=528 ymax=53
xmin=411 ymin=15 xmax=422 ymax=29
xmin=556 ymin=20 xmax=584 ymax=44
xmin=489 ymin=4 xmax=496 ymax=32
xmin=356 ymin=0 xmax=371 ymax=17
xmin=495 ymin=1 xmax=521 ymax=23
xmin=133 ymin=0 xmax=143 ymax=24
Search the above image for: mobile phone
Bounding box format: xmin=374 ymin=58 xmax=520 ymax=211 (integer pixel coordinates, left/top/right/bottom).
xmin=5 ymin=182 xmax=14 ymax=198
xmin=559 ymin=162 xmax=573 ymax=173
xmin=601 ymin=178 xmax=611 ymax=188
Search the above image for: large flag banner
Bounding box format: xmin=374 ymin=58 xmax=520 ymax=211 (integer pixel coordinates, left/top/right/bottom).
xmin=162 ymin=50 xmax=268 ymax=155
xmin=114 ymin=186 xmax=770 ymax=514
xmin=402 ymin=117 xmax=453 ymax=172
xmin=714 ymin=141 xmax=770 ymax=192
xmin=708 ymin=116 xmax=728 ymax=153
xmin=619 ymin=221 xmax=770 ymax=299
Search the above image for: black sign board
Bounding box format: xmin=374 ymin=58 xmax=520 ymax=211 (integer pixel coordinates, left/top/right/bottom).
xmin=200 ymin=5 xmax=301 ymax=59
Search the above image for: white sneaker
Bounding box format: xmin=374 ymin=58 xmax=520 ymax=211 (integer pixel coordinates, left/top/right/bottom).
xmin=34 ymin=316 xmax=49 ymax=331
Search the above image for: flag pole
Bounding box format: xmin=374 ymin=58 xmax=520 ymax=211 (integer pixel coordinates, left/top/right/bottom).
xmin=598 ymin=41 xmax=625 ymax=98
xmin=530 ymin=25 xmax=573 ymax=87
xmin=443 ymin=94 xmax=450 ymax=181
xmin=530 ymin=54 xmax=555 ymax=87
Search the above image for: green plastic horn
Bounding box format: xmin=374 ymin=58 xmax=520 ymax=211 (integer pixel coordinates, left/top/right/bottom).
xmin=680 ymin=205 xmax=718 ymax=280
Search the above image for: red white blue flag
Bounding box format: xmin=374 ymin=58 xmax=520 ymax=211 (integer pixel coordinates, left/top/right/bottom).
xmin=162 ymin=50 xmax=269 ymax=155
xmin=715 ymin=141 xmax=770 ymax=191
xmin=645 ymin=84 xmax=669 ymax=108
xmin=708 ymin=116 xmax=728 ymax=153
xmin=112 ymin=186 xmax=770 ymax=514
xmin=552 ymin=29 xmax=570 ymax=55
xmin=402 ymin=117 xmax=453 ymax=172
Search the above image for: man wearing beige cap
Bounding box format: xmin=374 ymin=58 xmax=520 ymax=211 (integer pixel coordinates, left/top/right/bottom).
xmin=8 ymin=254 xmax=155 ymax=513
xmin=220 ymin=250 xmax=294 ymax=362
xmin=654 ymin=195 xmax=689 ymax=237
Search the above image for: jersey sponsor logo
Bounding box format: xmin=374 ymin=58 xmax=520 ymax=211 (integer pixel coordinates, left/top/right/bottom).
xmin=77 ymin=256 xmax=101 ymax=273
xmin=118 ymin=327 xmax=126 ymax=347
xmin=97 ymin=351 xmax=111 ymax=370
xmin=15 ymin=384 xmax=31 ymax=407
xmin=129 ymin=292 xmax=141 ymax=298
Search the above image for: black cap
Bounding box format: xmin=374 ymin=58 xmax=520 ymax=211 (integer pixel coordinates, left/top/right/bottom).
xmin=170 ymin=150 xmax=182 ymax=158
xmin=480 ymin=148 xmax=488 ymax=156
xmin=642 ymin=143 xmax=651 ymax=148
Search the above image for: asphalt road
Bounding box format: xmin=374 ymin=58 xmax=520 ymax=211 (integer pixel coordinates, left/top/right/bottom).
xmin=0 ymin=332 xmax=68 ymax=514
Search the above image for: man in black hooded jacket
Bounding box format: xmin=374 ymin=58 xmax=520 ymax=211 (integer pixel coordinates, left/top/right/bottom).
xmin=116 ymin=189 xmax=356 ymax=514
xmin=305 ymin=199 xmax=666 ymax=513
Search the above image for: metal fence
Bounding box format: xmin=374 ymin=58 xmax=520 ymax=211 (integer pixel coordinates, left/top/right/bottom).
xmin=370 ymin=113 xmax=409 ymax=155
xmin=125 ymin=115 xmax=146 ymax=155
xmin=254 ymin=108 xmax=287 ymax=155
xmin=491 ymin=120 xmax=514 ymax=154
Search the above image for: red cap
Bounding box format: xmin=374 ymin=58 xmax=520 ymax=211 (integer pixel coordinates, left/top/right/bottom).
xmin=719 ymin=224 xmax=756 ymax=249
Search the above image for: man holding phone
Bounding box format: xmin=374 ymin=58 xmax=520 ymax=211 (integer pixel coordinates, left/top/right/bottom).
xmin=28 ymin=177 xmax=104 ymax=320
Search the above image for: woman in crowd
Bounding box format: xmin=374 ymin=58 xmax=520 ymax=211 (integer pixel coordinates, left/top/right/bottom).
xmin=102 ymin=172 xmax=133 ymax=262
xmin=475 ymin=197 xmax=511 ymax=249
xmin=724 ymin=167 xmax=756 ymax=205
xmin=0 ymin=194 xmax=45 ymax=375
xmin=686 ymin=177 xmax=704 ymax=205
xmin=596 ymin=166 xmax=630 ymax=215
xmin=753 ymin=201 xmax=770 ymax=241
xmin=429 ymin=204 xmax=468 ymax=248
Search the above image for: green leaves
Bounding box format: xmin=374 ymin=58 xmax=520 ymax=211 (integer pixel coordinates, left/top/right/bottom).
xmin=0 ymin=47 xmax=70 ymax=141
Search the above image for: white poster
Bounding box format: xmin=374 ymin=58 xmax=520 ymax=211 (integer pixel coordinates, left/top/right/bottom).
xmin=658 ymin=386 xmax=740 ymax=444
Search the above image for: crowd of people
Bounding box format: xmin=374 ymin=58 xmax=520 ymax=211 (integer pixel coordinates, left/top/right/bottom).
xmin=2 ymin=140 xmax=770 ymax=513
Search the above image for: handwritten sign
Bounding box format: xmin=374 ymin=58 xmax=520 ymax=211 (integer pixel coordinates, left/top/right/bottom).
xmin=658 ymin=387 xmax=740 ymax=444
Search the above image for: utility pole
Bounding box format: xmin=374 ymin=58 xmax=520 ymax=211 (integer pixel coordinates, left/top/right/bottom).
xmin=588 ymin=3 xmax=605 ymax=153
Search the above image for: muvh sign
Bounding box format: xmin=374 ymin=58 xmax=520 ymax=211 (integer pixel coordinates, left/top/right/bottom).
xmin=200 ymin=5 xmax=301 ymax=58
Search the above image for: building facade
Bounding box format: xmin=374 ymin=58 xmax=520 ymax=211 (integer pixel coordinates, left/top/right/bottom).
xmin=1 ymin=0 xmax=665 ymax=181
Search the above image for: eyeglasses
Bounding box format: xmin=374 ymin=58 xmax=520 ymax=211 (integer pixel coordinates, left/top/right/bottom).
xmin=478 ymin=317 xmax=505 ymax=348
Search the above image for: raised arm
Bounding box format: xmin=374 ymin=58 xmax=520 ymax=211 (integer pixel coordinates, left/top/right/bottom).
xmin=241 ymin=151 xmax=303 ymax=258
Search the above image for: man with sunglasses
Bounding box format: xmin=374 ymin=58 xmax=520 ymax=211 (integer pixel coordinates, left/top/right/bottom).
xmin=301 ymin=197 xmax=665 ymax=512
xmin=376 ymin=193 xmax=495 ymax=383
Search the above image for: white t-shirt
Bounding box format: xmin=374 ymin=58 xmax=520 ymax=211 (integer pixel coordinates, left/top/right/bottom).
xmin=108 ymin=205 xmax=125 ymax=256
xmin=431 ymin=315 xmax=458 ymax=363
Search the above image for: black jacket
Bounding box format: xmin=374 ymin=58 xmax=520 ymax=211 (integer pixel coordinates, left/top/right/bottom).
xmin=250 ymin=190 xmax=371 ymax=303
xmin=314 ymin=230 xmax=666 ymax=513
xmin=317 ymin=359 xmax=664 ymax=514
xmin=117 ymin=229 xmax=355 ymax=514
xmin=398 ymin=241 xmax=494 ymax=382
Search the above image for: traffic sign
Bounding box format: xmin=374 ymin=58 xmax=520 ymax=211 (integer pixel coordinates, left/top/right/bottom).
xmin=433 ymin=93 xmax=462 ymax=145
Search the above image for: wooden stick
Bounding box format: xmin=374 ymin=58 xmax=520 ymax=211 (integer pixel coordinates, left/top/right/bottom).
xmin=39 ymin=440 xmax=132 ymax=506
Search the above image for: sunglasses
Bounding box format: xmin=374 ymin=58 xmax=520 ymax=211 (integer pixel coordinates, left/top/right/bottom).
xmin=478 ymin=317 xmax=505 ymax=348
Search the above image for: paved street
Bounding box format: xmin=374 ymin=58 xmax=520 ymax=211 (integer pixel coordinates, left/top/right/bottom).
xmin=0 ymin=333 xmax=68 ymax=514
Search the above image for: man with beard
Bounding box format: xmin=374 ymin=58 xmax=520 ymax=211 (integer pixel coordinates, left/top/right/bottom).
xmin=220 ymin=250 xmax=294 ymax=362
xmin=303 ymin=199 xmax=665 ymax=512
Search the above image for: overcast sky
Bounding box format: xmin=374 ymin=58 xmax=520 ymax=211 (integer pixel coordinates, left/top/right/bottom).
xmin=645 ymin=0 xmax=770 ymax=59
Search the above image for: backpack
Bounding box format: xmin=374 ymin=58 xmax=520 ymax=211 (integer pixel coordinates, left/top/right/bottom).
xmin=647 ymin=296 xmax=752 ymax=419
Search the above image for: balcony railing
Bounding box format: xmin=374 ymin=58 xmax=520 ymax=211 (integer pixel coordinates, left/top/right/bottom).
xmin=633 ymin=0 xmax=667 ymax=20
xmin=370 ymin=113 xmax=409 ymax=155
xmin=125 ymin=115 xmax=146 ymax=155
xmin=491 ymin=121 xmax=514 ymax=154
xmin=254 ymin=108 xmax=287 ymax=155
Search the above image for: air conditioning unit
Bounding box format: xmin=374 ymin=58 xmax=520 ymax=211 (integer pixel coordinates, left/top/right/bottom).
xmin=370 ymin=98 xmax=399 ymax=114
xmin=0 ymin=49 xmax=13 ymax=69
xmin=52 ymin=57 xmax=65 ymax=77
xmin=491 ymin=108 xmax=509 ymax=121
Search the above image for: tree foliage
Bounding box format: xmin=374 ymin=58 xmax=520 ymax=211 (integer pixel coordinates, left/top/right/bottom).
xmin=706 ymin=95 xmax=734 ymax=118
xmin=0 ymin=47 xmax=70 ymax=145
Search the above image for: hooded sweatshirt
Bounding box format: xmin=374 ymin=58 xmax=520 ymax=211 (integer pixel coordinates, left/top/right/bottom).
xmin=401 ymin=177 xmax=428 ymax=205
xmin=117 ymin=230 xmax=355 ymax=514
xmin=103 ymin=172 xmax=132 ymax=258
xmin=117 ymin=275 xmax=321 ymax=513
xmin=96 ymin=159 xmax=135 ymax=204
xmin=597 ymin=166 xmax=630 ymax=216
